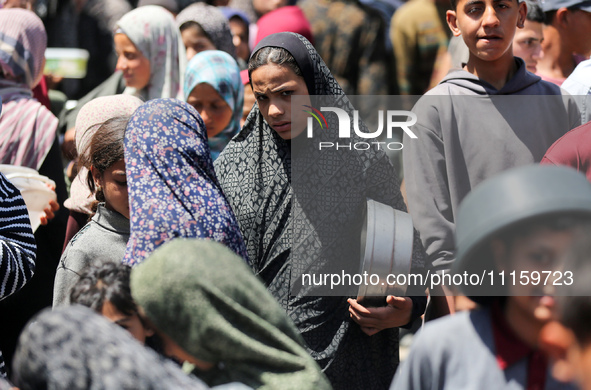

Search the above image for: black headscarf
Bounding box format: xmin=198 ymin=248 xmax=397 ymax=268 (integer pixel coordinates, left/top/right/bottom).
xmin=215 ymin=32 xmax=426 ymax=389
xmin=12 ymin=306 xmax=208 ymax=390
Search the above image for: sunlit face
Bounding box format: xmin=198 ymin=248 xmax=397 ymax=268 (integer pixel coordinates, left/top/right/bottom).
xmin=229 ymin=18 xmax=250 ymax=62
xmin=101 ymin=300 xmax=154 ymax=344
xmin=92 ymin=159 xmax=129 ymax=219
xmin=181 ymin=25 xmax=217 ymax=61
xmin=447 ymin=0 xmax=526 ymax=64
xmin=252 ymin=0 xmax=287 ymax=16
xmin=187 ymin=83 xmax=233 ymax=138
xmin=114 ymin=33 xmax=151 ymax=91
xmin=250 ymin=63 xmax=310 ymax=140
xmin=513 ymin=20 xmax=544 ymax=73
xmin=493 ymin=227 xmax=575 ymax=324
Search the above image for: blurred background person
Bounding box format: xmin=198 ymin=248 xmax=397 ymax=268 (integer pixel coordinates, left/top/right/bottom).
xmin=176 ymin=2 xmax=236 ymax=61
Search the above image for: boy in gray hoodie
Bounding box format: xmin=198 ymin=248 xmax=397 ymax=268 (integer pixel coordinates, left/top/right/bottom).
xmin=403 ymin=0 xmax=581 ymax=279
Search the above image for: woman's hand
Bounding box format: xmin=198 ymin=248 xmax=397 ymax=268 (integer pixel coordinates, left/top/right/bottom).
xmin=348 ymin=296 xmax=413 ymax=336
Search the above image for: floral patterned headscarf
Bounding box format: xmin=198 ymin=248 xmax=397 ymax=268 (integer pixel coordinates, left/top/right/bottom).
xmin=116 ymin=6 xmax=186 ymax=100
xmin=123 ymin=98 xmax=248 ymax=266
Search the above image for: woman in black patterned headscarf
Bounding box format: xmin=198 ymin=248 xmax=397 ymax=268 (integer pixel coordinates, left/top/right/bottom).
xmin=214 ymin=32 xmax=427 ymax=390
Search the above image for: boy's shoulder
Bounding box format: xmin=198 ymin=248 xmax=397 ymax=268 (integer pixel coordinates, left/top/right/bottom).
xmin=412 ymin=308 xmax=492 ymax=351
xmin=424 ymin=59 xmax=565 ymax=96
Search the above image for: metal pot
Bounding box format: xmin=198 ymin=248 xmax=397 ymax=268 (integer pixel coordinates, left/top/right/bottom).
xmin=357 ymin=199 xmax=414 ymax=306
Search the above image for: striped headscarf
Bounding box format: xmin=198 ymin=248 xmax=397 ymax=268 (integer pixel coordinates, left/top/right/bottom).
xmin=123 ymin=98 xmax=248 ymax=266
xmin=64 ymin=95 xmax=143 ymax=214
xmin=116 ymin=6 xmax=186 ymax=100
xmin=176 ymin=3 xmax=236 ymax=59
xmin=0 ymin=9 xmax=57 ymax=170
xmin=183 ymin=51 xmax=243 ymax=160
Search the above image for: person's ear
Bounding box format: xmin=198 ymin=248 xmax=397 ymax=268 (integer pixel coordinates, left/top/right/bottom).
xmin=91 ymin=166 xmax=102 ymax=190
xmin=447 ymin=10 xmax=462 ymax=37
xmin=517 ymin=1 xmax=527 ymax=28
xmin=144 ymin=325 xmax=155 ymax=337
xmin=555 ymin=7 xmax=570 ymax=28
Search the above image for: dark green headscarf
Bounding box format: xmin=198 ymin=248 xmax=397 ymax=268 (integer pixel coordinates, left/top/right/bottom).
xmin=130 ymin=238 xmax=331 ymax=390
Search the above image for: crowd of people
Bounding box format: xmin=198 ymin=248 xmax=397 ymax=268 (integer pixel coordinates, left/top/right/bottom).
xmin=0 ymin=0 xmax=590 ymax=389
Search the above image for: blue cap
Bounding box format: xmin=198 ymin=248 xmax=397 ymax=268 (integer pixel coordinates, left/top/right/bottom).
xmin=541 ymin=0 xmax=591 ymax=12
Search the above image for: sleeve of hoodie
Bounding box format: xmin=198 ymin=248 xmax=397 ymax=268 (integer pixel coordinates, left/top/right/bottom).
xmin=403 ymin=98 xmax=456 ymax=273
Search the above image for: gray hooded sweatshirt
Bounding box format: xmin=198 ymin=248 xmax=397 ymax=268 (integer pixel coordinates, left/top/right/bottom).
xmin=403 ymin=58 xmax=581 ymax=273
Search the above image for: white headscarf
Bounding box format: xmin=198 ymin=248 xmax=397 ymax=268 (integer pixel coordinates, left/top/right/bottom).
xmin=116 ymin=5 xmax=186 ymax=100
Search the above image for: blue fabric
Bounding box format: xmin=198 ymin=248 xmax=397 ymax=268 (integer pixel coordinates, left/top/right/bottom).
xmin=122 ymin=98 xmax=248 ymax=266
xmin=184 ymin=51 xmax=244 ymax=160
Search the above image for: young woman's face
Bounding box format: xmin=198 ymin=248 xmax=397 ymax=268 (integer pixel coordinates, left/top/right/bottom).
xmin=512 ymin=20 xmax=544 ymax=73
xmin=187 ymin=83 xmax=233 ymax=138
xmin=114 ymin=33 xmax=151 ymax=91
xmin=93 ymin=159 xmax=130 ymax=219
xmin=446 ymin=0 xmax=526 ymax=64
xmin=229 ymin=18 xmax=250 ymax=62
xmin=181 ymin=25 xmax=217 ymax=61
xmin=250 ymin=63 xmax=310 ymax=140
xmin=101 ymin=300 xmax=154 ymax=344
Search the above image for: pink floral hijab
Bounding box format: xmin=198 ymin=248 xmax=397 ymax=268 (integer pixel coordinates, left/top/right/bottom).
xmin=123 ymin=98 xmax=248 ymax=266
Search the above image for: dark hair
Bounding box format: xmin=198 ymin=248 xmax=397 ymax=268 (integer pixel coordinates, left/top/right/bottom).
xmin=450 ymin=0 xmax=519 ymax=10
xmin=525 ymin=0 xmax=544 ymax=22
xmin=78 ymin=116 xmax=128 ymax=210
xmin=179 ymin=20 xmax=212 ymax=42
xmin=544 ymin=4 xmax=584 ymax=24
xmin=248 ymin=46 xmax=303 ymax=78
xmin=70 ymin=262 xmax=165 ymax=354
xmin=557 ymin=225 xmax=591 ymax=347
xmin=70 ymin=262 xmax=136 ymax=315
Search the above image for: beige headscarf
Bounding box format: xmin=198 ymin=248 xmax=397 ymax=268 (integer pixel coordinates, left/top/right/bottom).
xmin=64 ymin=95 xmax=143 ymax=214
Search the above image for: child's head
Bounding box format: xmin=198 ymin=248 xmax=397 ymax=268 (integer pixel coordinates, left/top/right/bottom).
xmin=79 ymin=116 xmax=129 ymax=219
xmin=180 ymin=22 xmax=217 ymax=61
xmin=488 ymin=214 xmax=585 ymax=322
xmin=176 ymin=3 xmax=236 ymax=61
xmin=447 ymin=0 xmax=527 ymax=64
xmin=70 ymin=262 xmax=159 ymax=349
xmin=542 ymin=1 xmax=591 ymax=57
xmin=183 ymin=51 xmax=243 ymax=140
xmin=513 ymin=0 xmax=544 ymax=72
xmin=454 ymin=165 xmax=591 ymax=312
